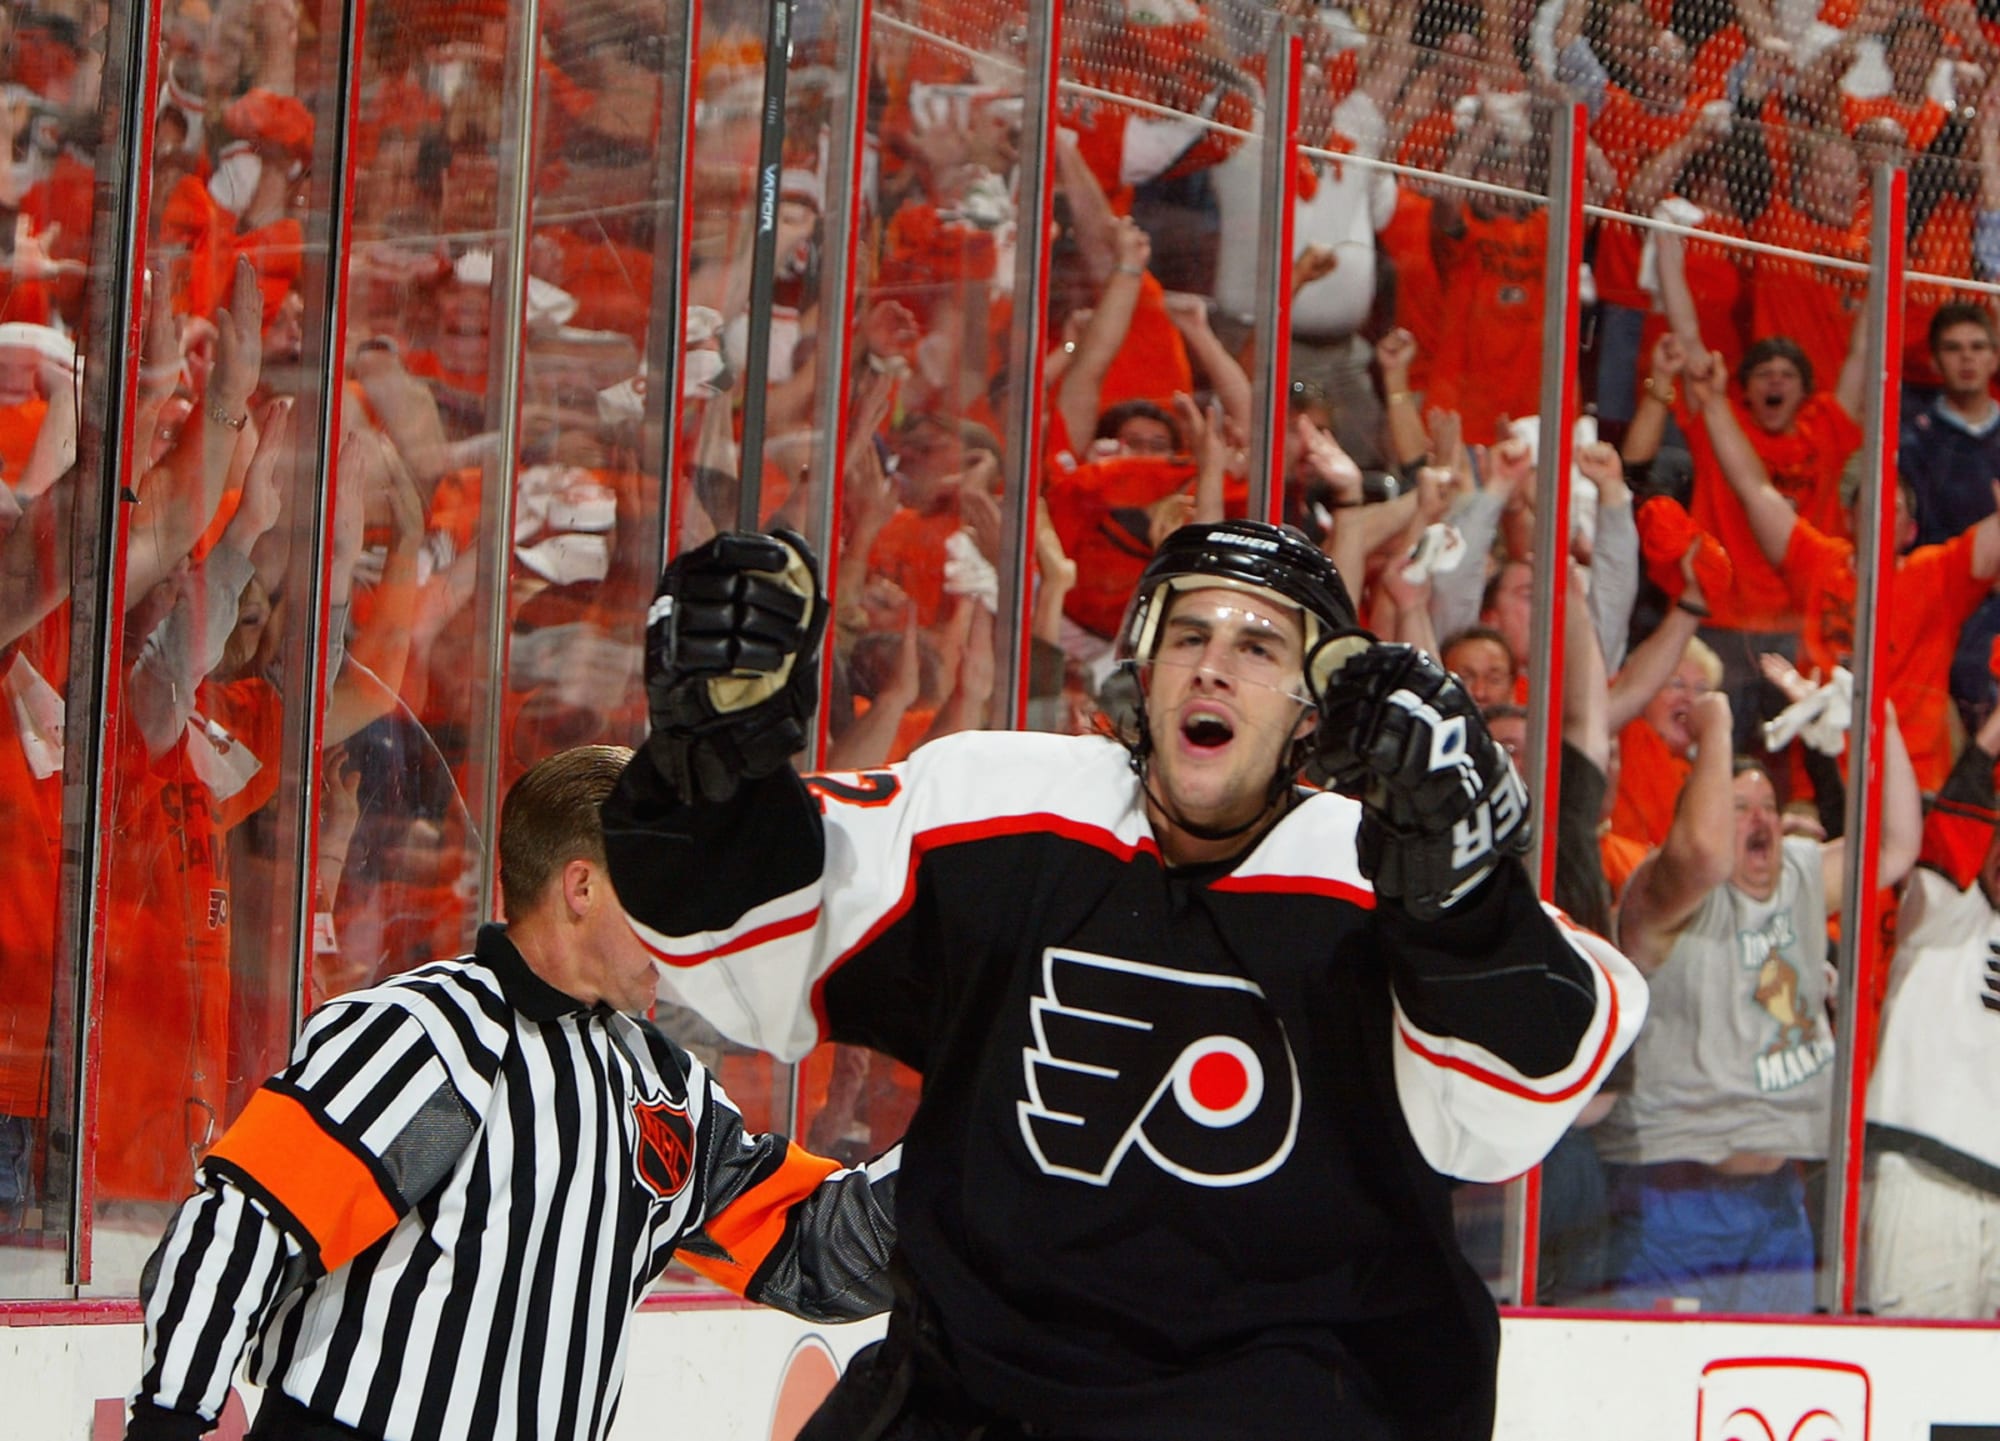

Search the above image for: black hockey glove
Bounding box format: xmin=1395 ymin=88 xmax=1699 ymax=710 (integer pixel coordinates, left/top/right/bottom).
xmin=1311 ymin=642 xmax=1531 ymax=920
xmin=644 ymin=528 xmax=825 ymax=804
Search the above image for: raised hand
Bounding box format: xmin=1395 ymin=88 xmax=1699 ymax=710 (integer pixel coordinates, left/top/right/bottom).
xmin=1312 ymin=642 xmax=1531 ymax=918
xmin=210 ymin=257 xmax=266 ymax=423
xmin=644 ymin=529 xmax=826 ymax=803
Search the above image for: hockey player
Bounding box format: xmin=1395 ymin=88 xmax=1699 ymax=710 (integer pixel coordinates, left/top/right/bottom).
xmin=605 ymin=521 xmax=1646 ymax=1438
xmin=124 ymin=745 xmax=896 ymax=1441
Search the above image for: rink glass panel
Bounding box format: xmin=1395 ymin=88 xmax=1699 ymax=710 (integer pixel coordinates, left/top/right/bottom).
xmin=64 ymin=0 xmax=355 ymax=1291
xmin=0 ymin=0 xmax=141 ymax=1296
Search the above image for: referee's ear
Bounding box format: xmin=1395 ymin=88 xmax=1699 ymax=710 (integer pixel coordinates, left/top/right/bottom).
xmin=559 ymin=856 xmax=599 ymax=923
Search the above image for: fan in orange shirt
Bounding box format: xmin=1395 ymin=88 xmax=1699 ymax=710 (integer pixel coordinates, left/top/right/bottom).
xmin=1427 ymin=118 xmax=1557 ymax=445
xmin=1047 ymin=399 xmax=1245 ymax=644
xmin=0 ymin=612 xmax=68 ymax=1222
xmin=1608 ymin=638 xmax=1723 ymax=852
xmin=97 ymin=441 xmax=288 ymax=1205
xmin=1617 ymin=99 xmax=1755 ymax=392
xmin=1749 ymin=131 xmax=1870 ymax=407
xmin=1675 ymin=340 xmax=1865 ymax=614
xmin=866 ymin=413 xmax=1003 ymax=634
xmin=15 ymin=149 xmax=93 ymax=331
xmin=1377 ymin=187 xmax=1445 ymax=396
xmin=1692 ymin=354 xmax=2000 ymax=792
xmin=402 ymin=275 xmax=493 ymax=401
xmin=1781 ymin=489 xmax=1996 ymax=791
xmin=1059 ymin=0 xmax=1253 ymax=215
xmin=1840 ymin=11 xmax=1952 ymax=151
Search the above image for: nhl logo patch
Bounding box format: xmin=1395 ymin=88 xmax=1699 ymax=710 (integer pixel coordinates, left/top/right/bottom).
xmin=632 ymin=1095 xmax=696 ymax=1201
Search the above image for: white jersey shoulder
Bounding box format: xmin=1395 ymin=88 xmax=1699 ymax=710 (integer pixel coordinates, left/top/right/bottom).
xmin=896 ymin=730 xmax=1152 ymax=843
xmin=1221 ymin=787 xmax=1373 ymax=899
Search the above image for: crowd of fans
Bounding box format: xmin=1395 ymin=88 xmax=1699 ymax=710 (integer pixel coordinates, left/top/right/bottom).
xmin=3 ymin=0 xmax=2000 ymax=1318
xmin=757 ymin=0 xmax=2000 ymax=1316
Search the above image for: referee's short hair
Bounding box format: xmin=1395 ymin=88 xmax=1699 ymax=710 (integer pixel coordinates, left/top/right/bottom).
xmin=499 ymin=744 xmax=633 ymax=918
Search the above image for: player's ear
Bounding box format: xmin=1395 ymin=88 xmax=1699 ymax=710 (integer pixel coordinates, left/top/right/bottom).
xmin=1293 ymin=701 xmax=1320 ymax=743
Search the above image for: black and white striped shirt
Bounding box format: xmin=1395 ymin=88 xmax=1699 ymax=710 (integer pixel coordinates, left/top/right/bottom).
xmin=126 ymin=924 xmax=896 ymax=1441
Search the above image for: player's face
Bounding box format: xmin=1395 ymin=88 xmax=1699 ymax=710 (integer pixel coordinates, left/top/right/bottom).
xmin=1933 ymin=322 xmax=1998 ymax=400
xmin=1730 ymin=768 xmax=1783 ymax=900
xmin=1143 ymin=587 xmax=1314 ymax=848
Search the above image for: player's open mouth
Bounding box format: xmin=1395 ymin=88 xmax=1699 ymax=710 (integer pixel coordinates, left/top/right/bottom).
xmin=1745 ymin=827 xmax=1775 ymax=858
xmin=1182 ymin=711 xmax=1235 ymax=752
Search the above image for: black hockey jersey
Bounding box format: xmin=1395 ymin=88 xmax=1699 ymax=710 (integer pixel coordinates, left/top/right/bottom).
xmin=605 ymin=731 xmax=1645 ymax=1438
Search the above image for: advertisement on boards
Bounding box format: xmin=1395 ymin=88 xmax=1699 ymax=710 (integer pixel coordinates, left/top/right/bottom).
xmin=8 ymin=1310 xmax=2000 ymax=1438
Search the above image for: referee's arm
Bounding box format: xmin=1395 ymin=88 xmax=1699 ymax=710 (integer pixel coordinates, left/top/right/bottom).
xmin=674 ymin=1065 xmax=898 ymax=1323
xmin=125 ymin=1000 xmax=478 ymax=1439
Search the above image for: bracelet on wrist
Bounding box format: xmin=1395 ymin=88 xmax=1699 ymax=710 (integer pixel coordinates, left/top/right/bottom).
xmin=1387 ymin=390 xmax=1412 ymax=405
xmin=1643 ymin=376 xmax=1676 ymax=404
xmin=1115 ymin=264 xmax=1144 ymax=276
xmin=1675 ymin=596 xmax=1711 ymax=619
xmin=208 ymin=402 xmax=249 ymax=432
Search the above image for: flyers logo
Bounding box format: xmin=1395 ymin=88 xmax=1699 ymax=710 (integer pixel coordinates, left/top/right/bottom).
xmin=1017 ymin=947 xmax=1299 ymax=1187
xmin=632 ymin=1095 xmax=696 ymax=1201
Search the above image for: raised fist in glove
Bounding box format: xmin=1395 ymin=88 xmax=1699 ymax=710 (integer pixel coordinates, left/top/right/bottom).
xmin=645 ymin=529 xmax=825 ymax=803
xmin=1311 ymin=641 xmax=1531 ymax=918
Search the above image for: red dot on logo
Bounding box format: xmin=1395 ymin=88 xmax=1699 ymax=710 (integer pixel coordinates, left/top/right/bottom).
xmin=1188 ymin=1049 xmax=1249 ymax=1112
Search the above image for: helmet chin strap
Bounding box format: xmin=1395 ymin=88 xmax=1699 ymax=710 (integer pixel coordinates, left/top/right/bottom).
xmin=1139 ymin=765 xmax=1287 ymax=845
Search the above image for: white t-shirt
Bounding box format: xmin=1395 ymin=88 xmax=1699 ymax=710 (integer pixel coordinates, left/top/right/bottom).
xmin=1211 ymin=91 xmax=1395 ymax=338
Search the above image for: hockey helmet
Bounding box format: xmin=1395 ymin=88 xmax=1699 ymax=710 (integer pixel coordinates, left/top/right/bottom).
xmin=1117 ymin=520 xmax=1363 ymax=685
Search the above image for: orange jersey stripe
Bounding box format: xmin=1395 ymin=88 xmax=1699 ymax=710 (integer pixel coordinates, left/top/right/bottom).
xmin=206 ymin=1089 xmax=399 ymax=1272
xmin=680 ymin=1142 xmax=840 ymax=1298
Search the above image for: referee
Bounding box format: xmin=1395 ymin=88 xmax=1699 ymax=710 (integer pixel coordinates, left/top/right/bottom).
xmin=124 ymin=745 xmax=897 ymax=1441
